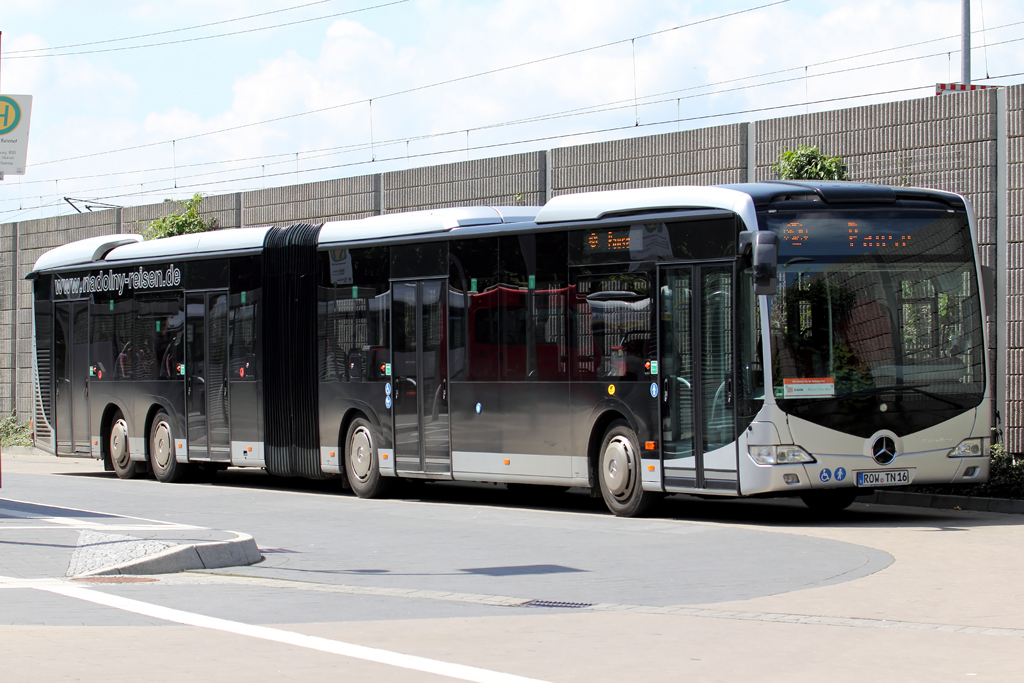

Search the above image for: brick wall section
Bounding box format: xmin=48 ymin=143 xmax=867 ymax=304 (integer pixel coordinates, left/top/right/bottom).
xmin=382 ymin=152 xmax=545 ymax=212
xmin=1004 ymin=84 xmax=1024 ymax=453
xmin=550 ymin=124 xmax=747 ymax=195
xmin=242 ymin=175 xmax=378 ymax=226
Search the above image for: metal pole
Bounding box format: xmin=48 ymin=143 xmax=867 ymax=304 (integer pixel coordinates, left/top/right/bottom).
xmin=962 ymin=0 xmax=971 ymax=85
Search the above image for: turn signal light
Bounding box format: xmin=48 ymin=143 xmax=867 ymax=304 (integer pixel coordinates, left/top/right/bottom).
xmin=647 ymin=465 xmax=655 ymax=472
xmin=644 ymin=441 xmax=657 ymax=450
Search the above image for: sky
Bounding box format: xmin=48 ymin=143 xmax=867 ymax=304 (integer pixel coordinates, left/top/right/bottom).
xmin=1 ymin=0 xmax=1023 ymax=223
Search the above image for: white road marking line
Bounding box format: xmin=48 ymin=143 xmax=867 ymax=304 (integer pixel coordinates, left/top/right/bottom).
xmin=0 ymin=524 xmax=200 ymax=531
xmin=0 ymin=496 xmax=204 ymax=530
xmin=29 ymin=580 xmax=552 ymax=683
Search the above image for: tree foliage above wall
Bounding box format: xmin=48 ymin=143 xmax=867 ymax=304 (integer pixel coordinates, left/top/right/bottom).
xmin=772 ymin=145 xmax=849 ymax=181
xmin=144 ymin=193 xmax=218 ymax=240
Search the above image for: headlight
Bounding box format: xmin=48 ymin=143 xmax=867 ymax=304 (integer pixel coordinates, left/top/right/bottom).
xmin=947 ymin=438 xmax=986 ymax=458
xmin=747 ymin=445 xmax=815 ymax=465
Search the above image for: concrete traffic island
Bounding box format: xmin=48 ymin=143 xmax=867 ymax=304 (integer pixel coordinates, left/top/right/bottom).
xmin=76 ymin=531 xmax=263 ymax=578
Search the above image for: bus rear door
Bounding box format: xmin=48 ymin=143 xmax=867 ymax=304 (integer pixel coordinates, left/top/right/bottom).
xmin=54 ymin=301 xmax=90 ymax=456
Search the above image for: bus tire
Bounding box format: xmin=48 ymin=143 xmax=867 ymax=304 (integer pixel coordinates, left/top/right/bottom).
xmin=597 ymin=420 xmax=655 ymax=517
xmin=345 ymin=417 xmax=390 ymax=499
xmin=109 ymin=409 xmax=137 ymax=479
xmin=150 ymin=411 xmax=188 ymax=483
xmin=800 ymin=489 xmax=858 ymax=512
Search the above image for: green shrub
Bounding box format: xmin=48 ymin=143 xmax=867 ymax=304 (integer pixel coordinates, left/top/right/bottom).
xmin=0 ymin=413 xmax=33 ymax=447
xmin=772 ymin=145 xmax=848 ymax=181
xmin=144 ymin=193 xmax=218 ymax=240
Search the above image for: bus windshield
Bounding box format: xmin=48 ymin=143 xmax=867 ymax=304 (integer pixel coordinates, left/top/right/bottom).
xmin=766 ymin=206 xmax=984 ymax=436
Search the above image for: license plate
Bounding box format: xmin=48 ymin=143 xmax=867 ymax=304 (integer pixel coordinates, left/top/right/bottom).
xmin=857 ymin=470 xmax=910 ymax=486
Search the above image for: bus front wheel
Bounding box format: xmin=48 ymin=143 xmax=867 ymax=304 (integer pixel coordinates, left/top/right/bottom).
xmin=597 ymin=420 xmax=656 ymax=517
xmin=345 ymin=417 xmax=391 ymax=499
xmin=109 ymin=410 xmax=138 ymax=479
xmin=150 ymin=411 xmax=188 ymax=483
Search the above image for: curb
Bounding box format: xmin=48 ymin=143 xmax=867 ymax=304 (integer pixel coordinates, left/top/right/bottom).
xmin=79 ymin=531 xmax=263 ymax=577
xmin=861 ymin=490 xmax=1024 ymax=514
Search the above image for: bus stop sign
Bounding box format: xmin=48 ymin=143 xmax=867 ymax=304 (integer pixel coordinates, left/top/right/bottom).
xmin=0 ymin=94 xmax=33 ymax=178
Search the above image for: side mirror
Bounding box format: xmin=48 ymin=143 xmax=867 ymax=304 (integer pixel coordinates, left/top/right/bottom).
xmin=739 ymin=231 xmax=779 ymax=295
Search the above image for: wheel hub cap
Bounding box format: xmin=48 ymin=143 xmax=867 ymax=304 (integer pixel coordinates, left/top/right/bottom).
xmin=153 ymin=422 xmax=172 ymax=469
xmin=351 ymin=427 xmax=373 ymax=481
xmin=111 ymin=420 xmax=129 ymax=466
xmin=603 ymin=436 xmax=633 ymax=497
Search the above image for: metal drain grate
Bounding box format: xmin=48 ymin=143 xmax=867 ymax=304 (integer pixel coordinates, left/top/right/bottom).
xmin=522 ymin=600 xmax=593 ymax=609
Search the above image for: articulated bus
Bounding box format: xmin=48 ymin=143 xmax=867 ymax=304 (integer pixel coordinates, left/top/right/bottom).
xmin=28 ymin=182 xmax=991 ymax=515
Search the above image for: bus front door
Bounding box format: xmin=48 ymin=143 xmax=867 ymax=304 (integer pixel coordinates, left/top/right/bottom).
xmin=391 ymin=279 xmax=451 ymax=477
xmin=54 ymin=301 xmax=90 ymax=456
xmin=659 ymin=264 xmax=737 ymax=492
xmin=185 ymin=291 xmax=230 ymax=462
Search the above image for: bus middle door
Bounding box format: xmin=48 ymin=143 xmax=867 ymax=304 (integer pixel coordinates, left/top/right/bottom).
xmin=391 ymin=278 xmax=451 ymax=477
xmin=185 ymin=290 xmax=230 ymax=462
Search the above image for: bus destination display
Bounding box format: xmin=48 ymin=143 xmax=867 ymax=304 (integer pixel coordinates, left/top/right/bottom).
xmin=779 ymin=221 xmax=914 ymax=250
xmin=584 ymin=229 xmax=631 ymax=254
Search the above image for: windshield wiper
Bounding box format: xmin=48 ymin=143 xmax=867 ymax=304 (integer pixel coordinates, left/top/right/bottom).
xmin=837 ymin=384 xmax=965 ymax=409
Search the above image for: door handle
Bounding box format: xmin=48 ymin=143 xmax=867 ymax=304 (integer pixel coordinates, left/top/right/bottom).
xmin=442 ymin=379 xmax=447 ymax=402
xmin=725 ymin=378 xmax=733 ymax=406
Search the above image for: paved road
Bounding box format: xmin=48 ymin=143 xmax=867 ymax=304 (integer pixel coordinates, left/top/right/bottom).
xmin=2 ymin=452 xmax=1022 ymax=682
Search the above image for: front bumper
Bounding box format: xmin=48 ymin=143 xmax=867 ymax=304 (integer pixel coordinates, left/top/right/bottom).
xmin=740 ymin=449 xmax=990 ymax=496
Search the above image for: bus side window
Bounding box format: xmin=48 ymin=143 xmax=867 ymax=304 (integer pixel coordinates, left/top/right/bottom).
xmin=449 ymin=237 xmax=499 ymax=382
xmin=497 ymin=232 xmax=569 ymax=382
xmin=572 ymin=274 xmax=652 ymax=382
xmin=230 ymin=290 xmax=258 ymax=381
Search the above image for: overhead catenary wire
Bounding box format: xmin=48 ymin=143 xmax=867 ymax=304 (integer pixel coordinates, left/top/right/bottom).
xmin=29 ymin=0 xmax=794 ymax=168
xmin=2 ymin=0 xmax=411 ymax=60
xmin=14 ymin=73 xmax=1024 ymax=220
xmin=12 ymin=29 xmax=1024 ymax=194
xmin=4 ymin=0 xmax=342 ymax=55
xmin=26 ymin=10 xmax=1024 ymax=178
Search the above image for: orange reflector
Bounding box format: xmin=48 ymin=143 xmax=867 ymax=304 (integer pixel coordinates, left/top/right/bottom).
xmin=503 ymin=459 xmax=510 ymax=465
xmin=329 ymin=451 xmax=335 ymax=457
xmin=176 ymin=443 xmax=182 ymax=448
xmin=93 ymin=440 xmax=98 ymax=445
xmin=382 ymin=454 xmax=388 ymax=459
xmin=648 ymin=465 xmax=655 ymax=472
xmin=247 ymin=446 xmax=252 ymax=452
xmin=645 ymin=441 xmax=657 ymax=450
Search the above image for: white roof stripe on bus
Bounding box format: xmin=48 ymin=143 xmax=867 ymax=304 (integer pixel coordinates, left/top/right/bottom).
xmin=316 ymin=206 xmax=539 ymax=246
xmin=534 ymin=186 xmax=758 ymax=231
xmin=30 ymin=234 xmax=145 ymax=274
xmin=103 ymin=226 xmax=273 ymax=262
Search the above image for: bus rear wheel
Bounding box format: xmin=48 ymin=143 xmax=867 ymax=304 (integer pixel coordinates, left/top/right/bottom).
xmin=345 ymin=417 xmax=391 ymax=499
xmin=800 ymin=489 xmax=858 ymax=513
xmin=109 ymin=410 xmax=137 ymax=479
xmin=598 ymin=420 xmax=656 ymax=517
xmin=150 ymin=411 xmax=188 ymax=483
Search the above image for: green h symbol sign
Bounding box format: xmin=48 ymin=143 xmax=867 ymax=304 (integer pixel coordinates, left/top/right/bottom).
xmin=0 ymin=104 xmax=10 ymax=128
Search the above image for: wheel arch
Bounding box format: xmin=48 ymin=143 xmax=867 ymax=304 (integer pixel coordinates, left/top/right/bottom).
xmin=142 ymin=401 xmax=176 ymax=457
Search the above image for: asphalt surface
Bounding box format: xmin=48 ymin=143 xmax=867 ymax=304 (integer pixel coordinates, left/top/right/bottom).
xmin=2 ymin=452 xmax=1023 ymax=682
